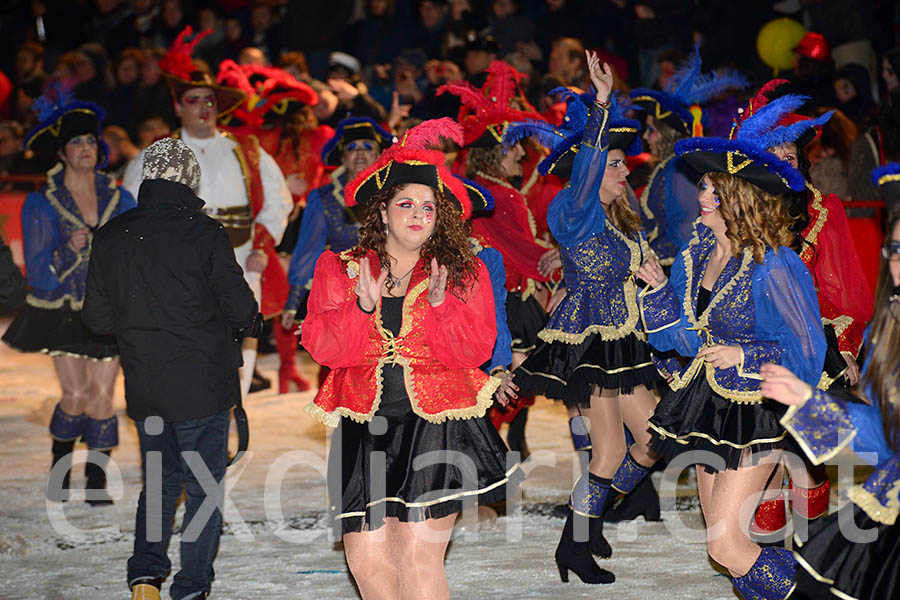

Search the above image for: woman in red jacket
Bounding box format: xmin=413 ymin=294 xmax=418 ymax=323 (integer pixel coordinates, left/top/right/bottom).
xmin=302 ymin=119 xmax=520 ymax=600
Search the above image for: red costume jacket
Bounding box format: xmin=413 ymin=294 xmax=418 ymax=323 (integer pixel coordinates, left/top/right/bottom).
xmin=470 ymin=172 xmax=553 ymax=297
xmin=801 ymin=187 xmax=873 ymax=359
xmin=302 ymin=249 xmax=500 ymax=427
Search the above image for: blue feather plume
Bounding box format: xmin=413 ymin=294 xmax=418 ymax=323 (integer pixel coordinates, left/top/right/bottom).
xmin=736 ymin=94 xmax=808 ymax=141
xmin=759 ymin=110 xmax=834 ymax=150
xmin=668 ymin=42 xmax=703 ymax=100
xmin=685 ymin=69 xmax=748 ymax=105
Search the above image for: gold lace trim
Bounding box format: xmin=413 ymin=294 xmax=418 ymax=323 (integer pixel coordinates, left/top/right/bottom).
xmin=847 ymin=479 xmax=900 ymax=526
xmin=780 ymin=401 xmax=858 ymax=466
xmin=647 ymin=420 xmax=787 ymax=449
xmin=639 ymin=157 xmax=672 ymax=242
xmin=800 ymin=184 xmax=827 ymax=265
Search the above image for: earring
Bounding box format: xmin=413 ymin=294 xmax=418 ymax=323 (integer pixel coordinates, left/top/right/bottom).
xmin=385 ymin=222 xmax=389 ymax=236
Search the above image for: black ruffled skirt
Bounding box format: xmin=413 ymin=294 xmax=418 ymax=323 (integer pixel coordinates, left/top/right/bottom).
xmin=514 ymin=332 xmax=660 ymax=408
xmin=2 ymin=303 xmax=117 ymax=360
xmin=648 ymin=374 xmax=786 ymax=473
xmin=794 ymin=502 xmax=900 ymax=600
xmin=329 ymin=395 xmax=524 ymax=536
xmin=506 ymin=292 xmax=546 ymax=354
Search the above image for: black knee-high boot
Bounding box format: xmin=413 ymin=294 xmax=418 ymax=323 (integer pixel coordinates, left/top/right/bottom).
xmin=507 ymin=407 xmax=530 ymax=459
xmin=85 ymin=449 xmax=114 ymax=506
xmin=48 ymin=439 xmax=76 ymax=502
xmin=556 ymin=473 xmax=615 ymax=584
xmin=604 ymin=451 xmax=661 ymax=524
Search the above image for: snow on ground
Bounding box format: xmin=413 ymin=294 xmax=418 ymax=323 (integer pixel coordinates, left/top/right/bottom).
xmin=0 ymin=320 xmax=740 ymax=599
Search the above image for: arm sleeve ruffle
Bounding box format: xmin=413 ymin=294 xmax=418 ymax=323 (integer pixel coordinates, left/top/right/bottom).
xmin=642 ymin=249 xmax=703 ymax=357
xmin=425 ymin=259 xmax=497 ymax=370
xmin=547 ymin=102 xmax=609 ymax=248
xmin=750 ymin=249 xmax=826 ymax=384
xmin=301 ymin=251 xmax=371 ymax=368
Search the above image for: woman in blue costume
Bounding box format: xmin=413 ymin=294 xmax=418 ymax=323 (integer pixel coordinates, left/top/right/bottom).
xmin=636 ymin=95 xmax=826 ymax=600
xmin=503 ymin=52 xmax=661 ymax=585
xmin=760 ymin=165 xmax=900 ymax=600
xmin=630 ymin=43 xmax=746 ymax=266
xmin=2 ymin=87 xmax=136 ymax=504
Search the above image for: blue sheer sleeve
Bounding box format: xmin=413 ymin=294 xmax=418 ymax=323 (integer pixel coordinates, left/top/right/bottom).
xmin=547 ymin=103 xmax=609 ymax=248
xmin=22 ymin=192 xmax=80 ymax=291
xmin=665 ymin=159 xmax=700 ymax=252
xmin=641 ymin=247 xmax=703 ymax=357
xmin=747 ymin=249 xmax=825 ymax=384
xmin=782 ymin=388 xmax=892 ymax=467
xmin=285 ymin=190 xmax=329 ymax=311
xmin=115 ymin=187 xmax=137 ymax=214
xmin=476 ymin=246 xmax=512 ymax=373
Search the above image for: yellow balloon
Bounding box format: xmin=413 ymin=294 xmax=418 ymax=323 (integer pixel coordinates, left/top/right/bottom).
xmin=756 ymin=18 xmax=807 ymax=72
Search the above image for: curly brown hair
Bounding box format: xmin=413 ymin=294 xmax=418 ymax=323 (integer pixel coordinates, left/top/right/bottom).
xmin=709 ymin=172 xmax=796 ymax=263
xmin=352 ymin=183 xmax=480 ymax=296
xmin=649 ymin=116 xmax=685 ymax=160
xmin=465 ymin=144 xmax=505 ymax=179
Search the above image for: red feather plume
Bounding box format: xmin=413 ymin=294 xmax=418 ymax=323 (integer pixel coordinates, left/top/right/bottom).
xmin=159 ymin=26 xmax=213 ymax=80
xmin=345 ymin=119 xmax=475 ymax=218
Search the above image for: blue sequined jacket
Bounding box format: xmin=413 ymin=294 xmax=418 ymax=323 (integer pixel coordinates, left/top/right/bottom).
xmin=285 ymin=169 xmax=358 ymax=312
xmin=638 ymin=155 xmax=699 ymax=265
xmin=22 ymin=164 xmax=136 ymax=310
xmin=781 ymin=336 xmax=899 ymax=526
xmin=640 ymin=222 xmax=826 ymax=404
xmin=541 ymin=102 xmax=651 ymax=345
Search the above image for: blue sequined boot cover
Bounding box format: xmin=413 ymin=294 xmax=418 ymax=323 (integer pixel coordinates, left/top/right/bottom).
xmin=84 ymin=415 xmax=119 ymax=450
xmin=732 ymin=546 xmax=798 ymax=600
xmin=570 ymin=472 xmax=611 ymax=518
xmin=569 ymin=416 xmax=592 ymax=452
xmin=611 ymin=450 xmax=651 ymax=494
xmin=49 ymin=403 xmax=86 ymax=441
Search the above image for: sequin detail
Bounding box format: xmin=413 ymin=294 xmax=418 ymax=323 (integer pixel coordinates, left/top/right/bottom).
xmin=48 ymin=403 xmax=86 ymax=441
xmin=569 ymin=475 xmax=610 ymax=518
xmin=780 ymin=389 xmax=856 ymax=465
xmin=611 ymin=451 xmax=650 ymax=494
xmin=731 ymin=546 xmax=797 ymax=600
xmin=83 ymin=415 xmax=119 ymax=450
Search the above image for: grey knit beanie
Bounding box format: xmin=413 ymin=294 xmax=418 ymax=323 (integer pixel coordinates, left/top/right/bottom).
xmin=141 ymin=138 xmax=201 ymax=194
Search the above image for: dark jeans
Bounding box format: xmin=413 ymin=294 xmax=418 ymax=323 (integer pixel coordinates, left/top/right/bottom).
xmin=127 ymin=409 xmax=230 ymax=600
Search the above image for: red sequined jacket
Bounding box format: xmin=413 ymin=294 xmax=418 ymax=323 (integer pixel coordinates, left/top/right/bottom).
xmin=302 ymin=249 xmax=499 ymax=427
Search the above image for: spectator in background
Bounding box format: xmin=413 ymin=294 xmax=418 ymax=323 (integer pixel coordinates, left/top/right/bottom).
xmin=152 ymin=0 xmax=189 ymax=49
xmin=792 ymin=32 xmax=837 ymax=109
xmin=344 ymin=0 xmax=411 ymax=68
xmin=0 ymin=121 xmax=24 ymax=176
xmin=833 ymin=62 xmax=875 ymax=126
xmin=322 ymin=51 xmax=387 ymax=128
xmin=631 ymin=0 xmax=693 ymax=88
xmin=250 ymin=1 xmax=283 ymax=65
xmin=137 ymin=117 xmax=171 ymax=148
xmin=102 ymin=124 xmax=140 ymax=178
xmin=847 ymin=88 xmax=900 ymax=201
xmin=73 ymin=43 xmax=113 ymax=108
xmin=547 ymin=37 xmax=585 ymax=89
xmin=133 ymin=49 xmax=177 ymax=131
xmin=194 ymin=5 xmax=228 ymax=69
xmin=224 ymin=16 xmax=249 ymax=62
xmin=15 ymin=42 xmax=46 ymax=87
xmin=487 ymin=0 xmax=535 ymax=61
xmin=410 ymin=0 xmax=450 ymax=60
xmin=279 ymin=51 xmax=310 ymax=82
xmin=88 ymin=0 xmax=135 ymax=58
xmin=529 ymin=0 xmax=584 ymax=62
xmin=442 ymin=0 xmax=484 ymax=61
xmin=808 ymin=108 xmax=857 ymax=198
xmin=106 ymin=48 xmax=144 ymax=142
xmin=463 ymin=30 xmax=500 ymax=81
xmin=879 ymin=48 xmax=900 ymax=97
xmin=238 ymin=46 xmax=268 ymax=67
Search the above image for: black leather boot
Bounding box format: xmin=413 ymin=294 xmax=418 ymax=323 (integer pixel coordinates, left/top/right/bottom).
xmin=506 ymin=407 xmax=530 ymax=460
xmin=555 ymin=509 xmax=615 ymax=584
xmin=85 ymin=449 xmax=114 ymax=506
xmin=605 ymin=475 xmax=662 ymax=523
xmin=48 ymin=439 xmax=76 ymax=502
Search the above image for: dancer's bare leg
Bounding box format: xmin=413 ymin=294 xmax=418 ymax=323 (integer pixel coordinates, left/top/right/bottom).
xmin=618 ymin=385 xmax=659 ymax=467
xmin=697 ymin=455 xmax=782 ymax=576
xmin=53 ymin=356 xmax=91 ymax=416
xmin=393 ymin=513 xmax=456 ymax=600
xmin=580 ymin=388 xmax=626 ymax=478
xmin=343 ymin=518 xmax=401 ymax=600
xmin=85 ymin=358 xmax=119 ymax=419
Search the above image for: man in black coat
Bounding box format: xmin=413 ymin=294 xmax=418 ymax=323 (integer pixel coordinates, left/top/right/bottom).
xmin=83 ymin=137 xmax=267 ymax=600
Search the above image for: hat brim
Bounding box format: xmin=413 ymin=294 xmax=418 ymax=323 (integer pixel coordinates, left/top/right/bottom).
xmin=352 ymin=161 xmax=471 ymax=214
xmin=631 ymin=95 xmax=690 ymax=137
xmin=676 ymin=140 xmax=804 ymax=195
xmin=323 ymin=122 xmax=393 ymax=166
xmin=165 ymin=75 xmax=247 ymax=118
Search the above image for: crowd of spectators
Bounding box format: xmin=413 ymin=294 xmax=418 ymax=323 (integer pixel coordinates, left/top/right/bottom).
xmin=0 ymin=0 xmax=897 ymax=201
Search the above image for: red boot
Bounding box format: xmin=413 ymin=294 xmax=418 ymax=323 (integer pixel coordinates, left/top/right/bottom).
xmin=750 ymin=495 xmax=787 ymax=544
xmin=789 ymin=478 xmax=831 ymax=520
xmin=275 ymin=320 xmax=311 ymax=393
